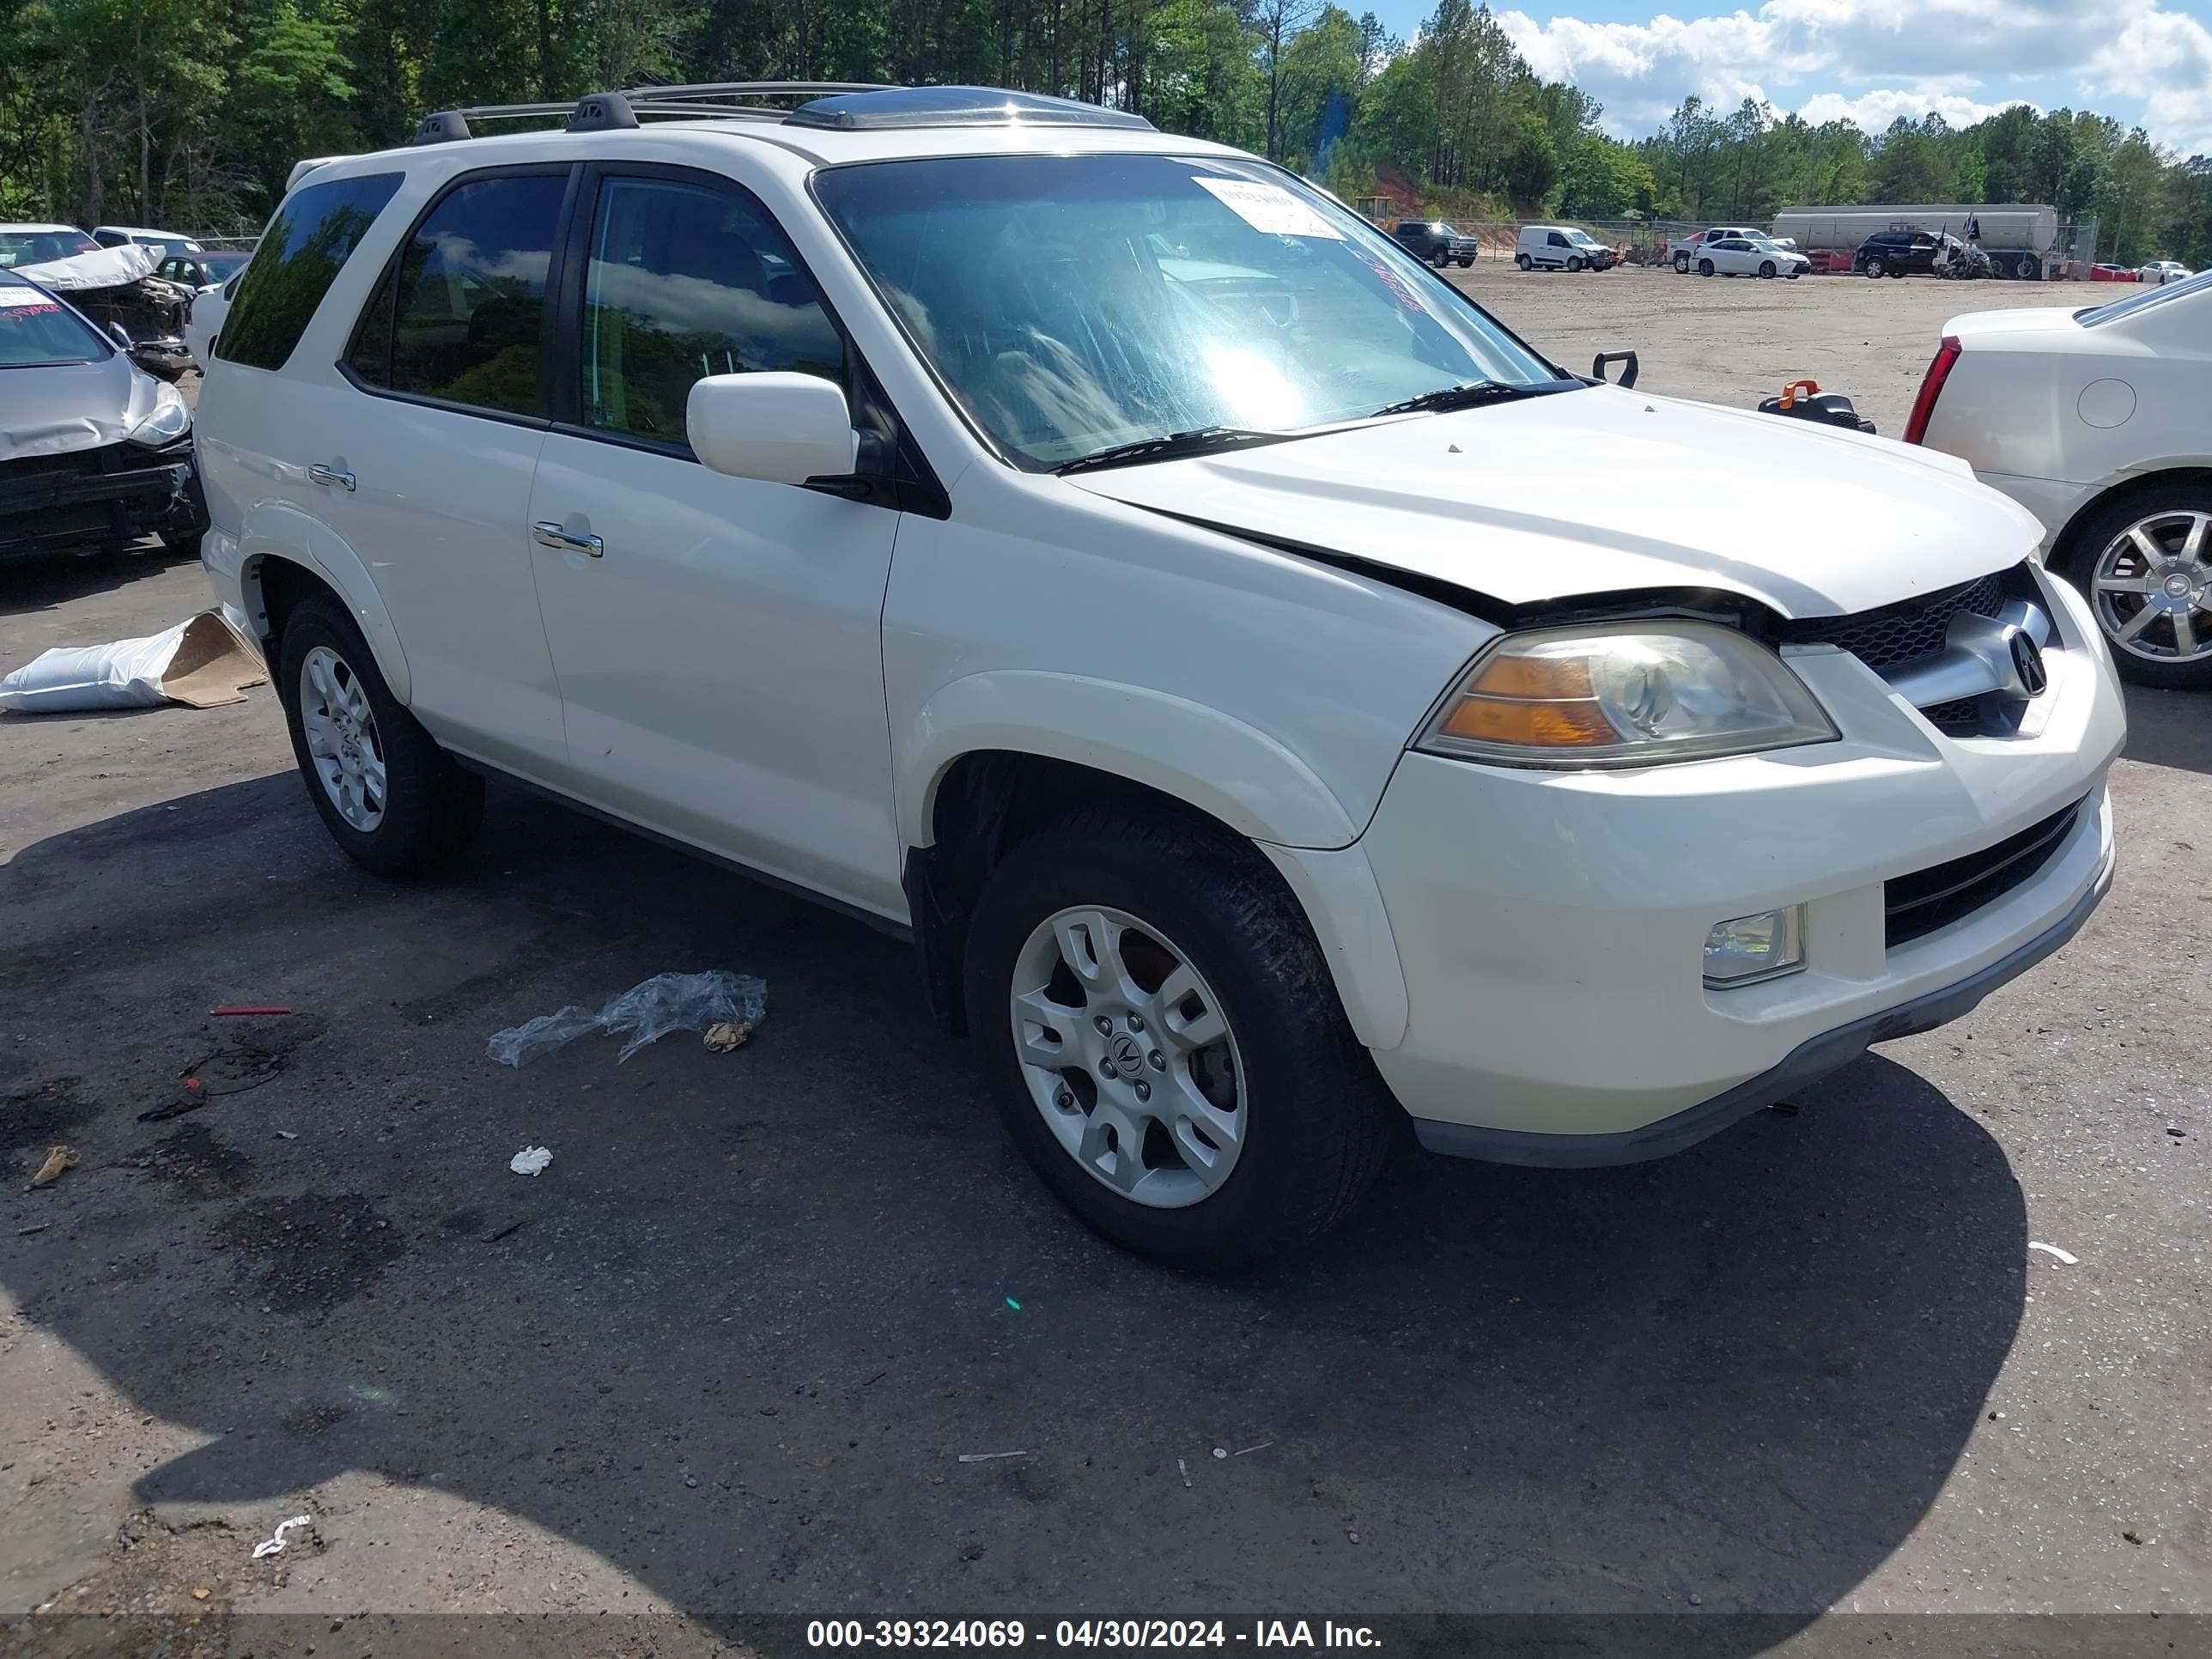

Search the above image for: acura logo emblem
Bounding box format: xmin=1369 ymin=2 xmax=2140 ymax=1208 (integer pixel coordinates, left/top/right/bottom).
xmin=2008 ymin=630 xmax=2048 ymax=697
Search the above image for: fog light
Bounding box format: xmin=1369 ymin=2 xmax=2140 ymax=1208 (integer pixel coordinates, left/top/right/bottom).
xmin=1704 ymin=906 xmax=1805 ymax=987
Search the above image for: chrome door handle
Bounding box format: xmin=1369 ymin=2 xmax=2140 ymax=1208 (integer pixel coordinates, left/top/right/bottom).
xmin=307 ymin=464 xmax=355 ymax=491
xmin=532 ymin=520 xmax=604 ymax=557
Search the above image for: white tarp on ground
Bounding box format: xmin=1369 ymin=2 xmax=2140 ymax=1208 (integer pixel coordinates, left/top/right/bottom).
xmin=10 ymin=243 xmax=160 ymax=292
xmin=0 ymin=612 xmax=266 ymax=714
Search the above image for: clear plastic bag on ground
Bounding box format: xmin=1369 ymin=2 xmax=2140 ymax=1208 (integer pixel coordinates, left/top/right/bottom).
xmin=487 ymin=970 xmax=769 ymax=1066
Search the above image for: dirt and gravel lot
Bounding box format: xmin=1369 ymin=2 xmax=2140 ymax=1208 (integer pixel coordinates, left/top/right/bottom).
xmin=1448 ymin=264 xmax=2114 ymax=435
xmin=3 ymin=273 xmax=2208 ymax=1656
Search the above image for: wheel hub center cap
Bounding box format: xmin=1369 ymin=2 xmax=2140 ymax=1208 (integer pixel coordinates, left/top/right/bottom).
xmin=1105 ymin=1033 xmax=1144 ymax=1074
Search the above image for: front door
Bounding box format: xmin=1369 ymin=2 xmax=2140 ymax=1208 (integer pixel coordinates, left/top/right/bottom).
xmin=526 ymin=167 xmax=904 ymax=919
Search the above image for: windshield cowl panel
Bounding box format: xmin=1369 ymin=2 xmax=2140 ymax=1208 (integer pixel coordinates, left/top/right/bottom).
xmin=815 ymin=153 xmax=1560 ymax=472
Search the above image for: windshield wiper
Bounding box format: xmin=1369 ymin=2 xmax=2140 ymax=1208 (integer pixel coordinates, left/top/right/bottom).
xmin=1366 ymin=380 xmax=1577 ymax=419
xmin=1056 ymin=426 xmax=1292 ymax=476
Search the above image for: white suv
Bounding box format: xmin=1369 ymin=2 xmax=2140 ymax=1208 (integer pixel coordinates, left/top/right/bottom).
xmin=197 ymin=84 xmax=2124 ymax=1268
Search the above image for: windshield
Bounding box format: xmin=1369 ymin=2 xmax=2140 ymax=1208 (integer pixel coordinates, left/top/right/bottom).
xmin=0 ymin=230 xmax=100 ymax=268
xmin=2077 ymin=267 xmax=2212 ymax=325
xmin=203 ymin=251 xmax=251 ymax=277
xmin=1566 ymin=230 xmax=1595 ymax=245
xmin=815 ymin=153 xmax=1565 ymax=470
xmin=0 ymin=286 xmax=107 ymax=366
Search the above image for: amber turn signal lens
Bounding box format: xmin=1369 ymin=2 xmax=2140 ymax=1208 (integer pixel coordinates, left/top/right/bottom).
xmin=1436 ymin=695 xmax=1613 ymax=747
xmin=1462 ymin=652 xmax=1594 ymax=701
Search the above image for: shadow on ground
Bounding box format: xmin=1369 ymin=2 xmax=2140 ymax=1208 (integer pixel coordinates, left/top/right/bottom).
xmin=2119 ymin=684 xmax=2211 ymax=777
xmin=0 ymin=542 xmax=195 ymax=623
xmin=1 ymin=773 xmax=2027 ymax=1639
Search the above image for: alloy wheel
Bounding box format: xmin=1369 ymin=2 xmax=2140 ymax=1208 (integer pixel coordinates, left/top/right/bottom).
xmin=2093 ymin=510 xmax=2212 ymax=664
xmin=300 ymin=644 xmax=387 ymax=830
xmin=1008 ymin=905 xmax=1246 ymax=1209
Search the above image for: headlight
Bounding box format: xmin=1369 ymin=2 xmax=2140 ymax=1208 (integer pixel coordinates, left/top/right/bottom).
xmin=126 ymin=385 xmax=191 ymax=447
xmin=1418 ymin=621 xmax=1838 ymax=768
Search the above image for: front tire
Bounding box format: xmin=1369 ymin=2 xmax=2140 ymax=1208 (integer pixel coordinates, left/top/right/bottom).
xmin=277 ymin=596 xmax=483 ymax=877
xmin=1566 ymin=254 xmax=1585 ymax=272
xmin=1456 ymin=257 xmax=1473 ymax=268
xmin=963 ymin=805 xmax=1392 ymax=1269
xmin=1759 ymin=261 xmax=1776 ymax=279
xmin=1698 ymin=258 xmax=1714 ymax=276
xmin=2057 ymin=484 xmax=2212 ymax=690
xmin=1864 ymin=257 xmax=1885 ymax=278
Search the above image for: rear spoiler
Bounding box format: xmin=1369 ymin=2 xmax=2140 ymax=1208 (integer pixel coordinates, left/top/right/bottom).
xmin=285 ymin=155 xmax=345 ymax=191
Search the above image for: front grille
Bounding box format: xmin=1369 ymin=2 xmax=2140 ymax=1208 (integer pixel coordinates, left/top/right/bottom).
xmin=1790 ymin=571 xmax=2008 ymax=672
xmin=1885 ymin=799 xmax=2082 ymax=949
xmin=0 ymin=441 xmax=134 ymax=483
xmin=1919 ymin=696 xmax=1984 ymax=731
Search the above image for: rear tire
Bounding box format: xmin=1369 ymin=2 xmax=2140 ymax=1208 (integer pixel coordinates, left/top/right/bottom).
xmin=1674 ymin=252 xmax=1690 ymax=273
xmin=276 ymin=596 xmax=483 ymax=877
xmin=1515 ymin=252 xmax=1532 ymax=270
xmin=2057 ymin=482 xmax=2212 ymax=690
xmin=963 ymin=805 xmax=1393 ymax=1270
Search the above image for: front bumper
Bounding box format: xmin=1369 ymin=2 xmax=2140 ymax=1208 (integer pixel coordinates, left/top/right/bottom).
xmin=1360 ymin=568 xmax=2125 ymax=1161
xmin=0 ymin=438 xmax=206 ymax=562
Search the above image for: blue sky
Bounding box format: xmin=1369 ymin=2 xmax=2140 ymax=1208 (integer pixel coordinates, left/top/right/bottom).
xmin=1359 ymin=1 xmax=2212 ymax=155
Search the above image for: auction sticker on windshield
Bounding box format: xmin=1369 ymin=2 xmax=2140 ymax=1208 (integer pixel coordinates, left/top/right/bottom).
xmin=1192 ymin=177 xmax=1341 ymax=240
xmin=0 ymin=289 xmax=63 ymax=310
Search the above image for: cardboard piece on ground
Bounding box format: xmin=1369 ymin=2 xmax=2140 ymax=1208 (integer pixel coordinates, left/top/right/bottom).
xmin=159 ymin=612 xmax=266 ymax=708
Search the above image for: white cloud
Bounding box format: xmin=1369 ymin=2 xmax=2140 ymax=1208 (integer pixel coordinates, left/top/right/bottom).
xmin=1797 ymin=88 xmax=2032 ymax=132
xmin=1495 ymin=0 xmax=2212 ymax=151
xmin=2091 ymin=9 xmax=2212 ymax=154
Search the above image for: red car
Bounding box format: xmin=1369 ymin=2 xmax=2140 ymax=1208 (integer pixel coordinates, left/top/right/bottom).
xmin=2090 ymin=264 xmax=2139 ymax=282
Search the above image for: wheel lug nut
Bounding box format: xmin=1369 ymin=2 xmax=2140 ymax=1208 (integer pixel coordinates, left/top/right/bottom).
xmin=1133 ymin=1080 xmax=1151 ymax=1102
xmin=1054 ymin=1088 xmax=1074 ymax=1109
xmin=1148 ymin=1051 xmax=1165 ymax=1072
xmin=1093 ymin=1015 xmax=1113 ymax=1036
xmin=1127 ymin=1014 xmax=1145 ymax=1032
xmin=1099 ymin=1060 xmax=1118 ymax=1079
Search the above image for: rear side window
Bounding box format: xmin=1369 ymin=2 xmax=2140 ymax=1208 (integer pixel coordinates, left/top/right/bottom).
xmin=577 ymin=174 xmax=842 ymax=444
xmin=218 ymin=171 xmax=403 ymax=370
xmin=347 ymin=172 xmax=566 ymax=419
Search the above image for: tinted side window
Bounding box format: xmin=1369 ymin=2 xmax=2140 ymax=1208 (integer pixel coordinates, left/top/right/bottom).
xmin=578 ymin=175 xmax=843 ymax=446
xmin=218 ymin=171 xmax=404 ymax=370
xmin=350 ymin=173 xmax=567 ymax=418
xmin=1548 ymin=232 xmax=1568 ymax=247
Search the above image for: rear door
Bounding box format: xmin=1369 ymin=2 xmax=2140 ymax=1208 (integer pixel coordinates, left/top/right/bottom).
xmin=523 ymin=162 xmax=904 ymax=915
xmin=326 ymin=166 xmax=575 ymax=775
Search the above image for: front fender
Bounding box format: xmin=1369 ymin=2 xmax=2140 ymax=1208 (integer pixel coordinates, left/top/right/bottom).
xmin=900 ymin=670 xmax=1364 ymax=852
xmin=901 ymin=670 xmax=1410 ymax=1048
xmin=238 ymin=498 xmax=414 ymax=704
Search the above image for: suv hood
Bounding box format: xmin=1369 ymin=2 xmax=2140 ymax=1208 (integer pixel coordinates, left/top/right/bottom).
xmin=1068 ymin=385 xmax=2039 ymax=620
xmin=0 ymin=351 xmax=158 ymax=463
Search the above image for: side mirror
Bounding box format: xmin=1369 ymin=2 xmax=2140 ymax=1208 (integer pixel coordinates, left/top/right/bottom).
xmin=107 ymin=321 xmax=132 ymax=349
xmin=686 ymin=373 xmax=858 ymax=487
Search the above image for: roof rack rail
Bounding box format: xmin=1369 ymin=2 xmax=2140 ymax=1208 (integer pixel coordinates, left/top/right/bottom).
xmin=410 ymin=82 xmax=896 ymax=145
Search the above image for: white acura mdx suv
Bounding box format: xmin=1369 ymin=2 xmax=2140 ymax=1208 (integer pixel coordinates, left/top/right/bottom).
xmin=196 ymin=84 xmax=2124 ymax=1267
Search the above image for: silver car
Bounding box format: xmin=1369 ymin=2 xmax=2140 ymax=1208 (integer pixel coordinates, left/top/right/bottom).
xmin=0 ymin=273 xmax=207 ymax=564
